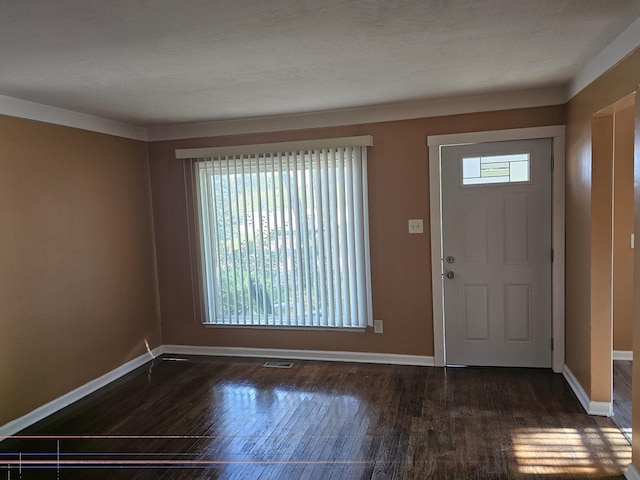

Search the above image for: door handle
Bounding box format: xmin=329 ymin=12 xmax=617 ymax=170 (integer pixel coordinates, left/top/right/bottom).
xmin=446 ymin=271 xmax=455 ymax=279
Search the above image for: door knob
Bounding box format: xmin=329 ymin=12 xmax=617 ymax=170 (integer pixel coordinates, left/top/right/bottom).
xmin=446 ymin=256 xmax=455 ymax=264
xmin=446 ymin=271 xmax=455 ymax=279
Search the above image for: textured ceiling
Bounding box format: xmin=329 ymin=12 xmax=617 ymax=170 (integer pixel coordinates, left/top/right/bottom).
xmin=1 ymin=0 xmax=640 ymax=127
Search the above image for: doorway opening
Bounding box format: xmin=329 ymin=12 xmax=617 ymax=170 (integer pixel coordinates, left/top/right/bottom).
xmin=592 ymin=93 xmax=636 ymax=440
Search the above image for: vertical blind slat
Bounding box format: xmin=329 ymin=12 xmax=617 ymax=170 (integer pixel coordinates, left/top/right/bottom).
xmin=316 ymin=149 xmax=328 ymax=327
xmin=337 ymin=148 xmax=349 ymax=326
xmin=195 ymin=161 xmax=208 ymax=319
xmin=362 ymin=151 xmax=373 ymax=326
xmin=289 ymin=151 xmax=302 ymax=326
xmin=220 ymin=158 xmax=233 ymax=321
xmin=309 ymin=150 xmax=321 ymax=326
xmin=245 ymin=159 xmax=263 ymax=325
xmin=330 ymin=149 xmax=343 ymax=328
xmin=352 ymin=149 xmax=366 ymax=323
xmin=298 ymin=152 xmax=312 ymax=326
xmin=345 ymin=147 xmax=357 ymax=326
xmin=229 ymin=159 xmax=237 ymax=322
xmin=257 ymin=157 xmax=268 ymax=322
xmin=265 ymin=155 xmax=275 ymax=325
xmin=322 ymin=149 xmax=334 ymax=326
xmin=204 ymin=158 xmax=219 ymax=322
xmin=240 ymin=158 xmax=248 ymax=323
xmin=271 ymin=154 xmax=283 ymax=326
xmin=278 ymin=154 xmax=291 ymax=326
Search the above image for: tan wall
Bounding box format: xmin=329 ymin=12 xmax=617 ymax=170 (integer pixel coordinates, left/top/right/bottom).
xmin=565 ymin=47 xmax=640 ymax=402
xmin=590 ymin=114 xmax=613 ymax=401
xmin=149 ymin=106 xmax=564 ymax=356
xmin=632 ymin=92 xmax=640 ymax=472
xmin=613 ymin=103 xmax=635 ymax=352
xmin=0 ymin=116 xmax=161 ymax=427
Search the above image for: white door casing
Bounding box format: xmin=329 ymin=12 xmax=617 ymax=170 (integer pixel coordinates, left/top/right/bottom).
xmin=441 ymin=139 xmax=552 ymax=367
xmin=428 ymin=126 xmax=565 ymax=372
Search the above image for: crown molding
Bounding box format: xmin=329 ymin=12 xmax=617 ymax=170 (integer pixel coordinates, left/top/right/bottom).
xmin=569 ymin=16 xmax=640 ymax=100
xmin=0 ymin=95 xmax=147 ymax=141
xmin=146 ymin=86 xmax=566 ymax=141
xmin=0 ymin=87 xmax=565 ymax=143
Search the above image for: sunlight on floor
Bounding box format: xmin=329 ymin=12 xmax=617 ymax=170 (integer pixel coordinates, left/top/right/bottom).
xmin=620 ymin=427 xmax=632 ymax=443
xmin=512 ymin=426 xmax=631 ymax=475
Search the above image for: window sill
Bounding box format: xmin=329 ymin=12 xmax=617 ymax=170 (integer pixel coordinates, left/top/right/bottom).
xmin=202 ymin=323 xmax=367 ymax=333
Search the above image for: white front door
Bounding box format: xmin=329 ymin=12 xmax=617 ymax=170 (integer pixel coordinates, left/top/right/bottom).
xmin=441 ymin=139 xmax=552 ymax=367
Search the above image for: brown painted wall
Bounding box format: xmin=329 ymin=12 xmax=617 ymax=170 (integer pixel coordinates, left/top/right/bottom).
xmin=590 ymin=114 xmax=613 ymax=401
xmin=565 ymin=47 xmax=640 ymax=401
xmin=149 ymin=106 xmax=564 ymax=356
xmin=613 ymin=104 xmax=635 ymax=352
xmin=0 ymin=116 xmax=161 ymax=426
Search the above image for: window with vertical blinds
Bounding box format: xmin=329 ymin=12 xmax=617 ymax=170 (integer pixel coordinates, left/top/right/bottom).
xmin=178 ymin=136 xmax=373 ymax=329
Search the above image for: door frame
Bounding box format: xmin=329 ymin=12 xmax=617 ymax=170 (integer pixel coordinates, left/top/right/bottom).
xmin=428 ymin=126 xmax=566 ymax=373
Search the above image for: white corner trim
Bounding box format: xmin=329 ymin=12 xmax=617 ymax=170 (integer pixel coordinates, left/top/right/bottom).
xmin=146 ymin=87 xmax=565 ymax=141
xmin=562 ymin=365 xmax=613 ymax=417
xmin=614 ymin=350 xmax=633 ymax=361
xmin=162 ymin=345 xmax=434 ymax=367
xmin=587 ymin=401 xmax=614 ymax=417
xmin=0 ymin=346 xmax=162 ymax=440
xmin=0 ymin=95 xmax=147 ymax=141
xmin=569 ymin=16 xmax=640 ymax=100
xmin=551 ymin=133 xmax=566 ymax=375
xmin=626 ymin=464 xmax=640 ymax=480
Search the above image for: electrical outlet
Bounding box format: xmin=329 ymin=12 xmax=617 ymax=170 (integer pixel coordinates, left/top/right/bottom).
xmin=408 ymin=219 xmax=423 ymax=234
xmin=374 ymin=320 xmax=383 ymax=333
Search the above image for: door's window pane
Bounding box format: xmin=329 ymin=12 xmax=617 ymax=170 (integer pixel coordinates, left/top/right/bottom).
xmin=462 ymin=153 xmax=530 ymax=185
xmin=462 ymin=157 xmax=481 ymax=179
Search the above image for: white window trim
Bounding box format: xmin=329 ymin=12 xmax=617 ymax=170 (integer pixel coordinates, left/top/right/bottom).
xmin=427 ymin=126 xmax=566 ymax=373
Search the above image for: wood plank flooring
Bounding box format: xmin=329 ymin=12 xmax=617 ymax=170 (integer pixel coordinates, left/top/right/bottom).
xmin=613 ymin=360 xmax=632 ymax=439
xmin=0 ymin=356 xmax=631 ymax=479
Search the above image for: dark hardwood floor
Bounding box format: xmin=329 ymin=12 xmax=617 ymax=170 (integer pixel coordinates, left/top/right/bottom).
xmin=0 ymin=356 xmax=631 ymax=479
xmin=613 ymin=360 xmax=632 ymax=441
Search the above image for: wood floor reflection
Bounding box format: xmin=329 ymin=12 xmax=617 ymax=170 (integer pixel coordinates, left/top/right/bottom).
xmin=1 ymin=356 xmax=631 ymax=479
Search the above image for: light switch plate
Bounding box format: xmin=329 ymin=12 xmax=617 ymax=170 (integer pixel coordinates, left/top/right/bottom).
xmin=408 ymin=219 xmax=423 ymax=234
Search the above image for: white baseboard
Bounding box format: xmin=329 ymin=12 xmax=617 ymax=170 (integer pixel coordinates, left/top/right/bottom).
xmin=0 ymin=346 xmax=162 ymax=440
xmin=614 ymin=350 xmax=633 ymax=361
xmin=562 ymin=365 xmax=613 ymax=416
xmin=0 ymin=344 xmax=431 ymax=440
xmin=162 ymin=345 xmax=435 ymax=367
xmin=626 ymin=464 xmax=640 ymax=480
